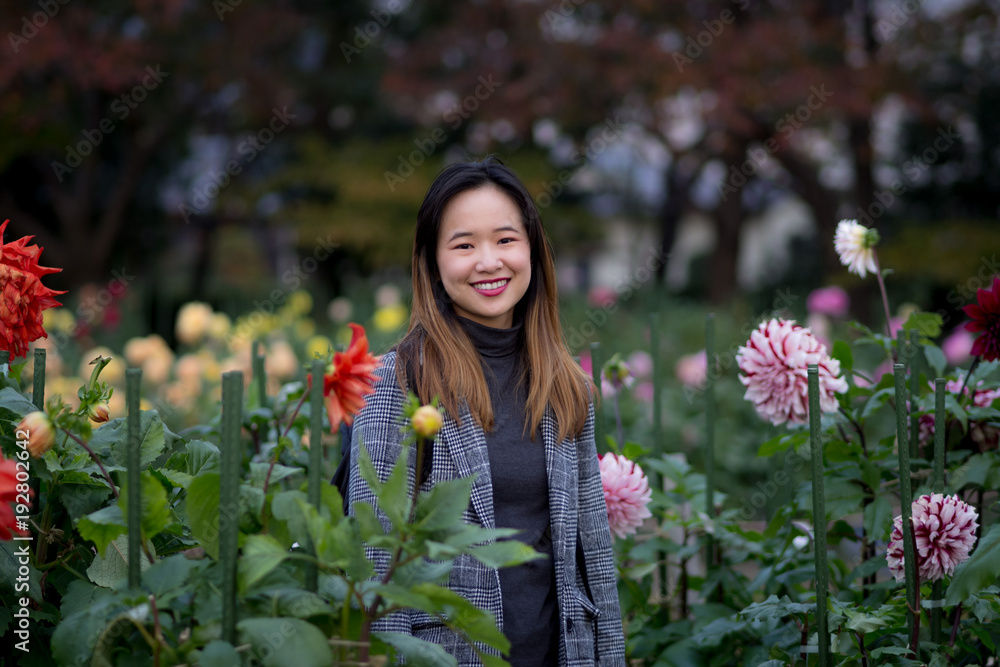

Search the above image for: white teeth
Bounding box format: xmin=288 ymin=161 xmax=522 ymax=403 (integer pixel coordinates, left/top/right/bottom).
xmin=475 ymin=279 xmax=509 ymax=290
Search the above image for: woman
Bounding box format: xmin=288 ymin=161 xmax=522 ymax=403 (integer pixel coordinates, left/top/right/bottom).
xmin=347 ymin=158 xmax=625 ymax=666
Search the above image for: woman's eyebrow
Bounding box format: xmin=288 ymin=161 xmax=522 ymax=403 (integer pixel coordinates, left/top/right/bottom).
xmin=446 ymin=225 xmax=520 ymax=243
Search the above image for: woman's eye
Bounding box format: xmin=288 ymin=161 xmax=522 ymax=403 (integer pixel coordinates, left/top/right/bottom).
xmin=499 ymin=238 xmax=515 ymax=244
xmin=456 ymin=243 xmax=472 ymax=250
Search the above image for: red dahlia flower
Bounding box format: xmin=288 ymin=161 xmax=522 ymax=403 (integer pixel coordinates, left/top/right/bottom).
xmin=0 ymin=220 xmax=66 ymax=360
xmin=1 ymin=457 xmax=31 ymax=540
xmin=308 ymin=322 xmax=380 ymax=432
xmin=963 ymin=276 xmax=1000 ymax=361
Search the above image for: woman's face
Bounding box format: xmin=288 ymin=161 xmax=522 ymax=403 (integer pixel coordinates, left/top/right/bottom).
xmin=435 ymin=186 xmax=531 ymax=329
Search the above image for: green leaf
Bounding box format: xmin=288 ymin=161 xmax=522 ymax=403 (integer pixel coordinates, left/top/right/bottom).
xmin=239 ymin=534 xmax=291 ymax=594
xmin=55 ymin=470 xmax=114 ymax=516
xmin=89 ymin=410 xmax=167 ymax=469
xmin=77 ymin=504 xmax=128 ymax=555
xmin=902 ymin=311 xmax=943 ymax=339
xmin=924 ymin=345 xmax=946 ymax=376
xmin=86 ymin=534 xmax=156 ymax=587
xmin=944 ymin=394 xmax=968 ymax=433
xmin=121 ymin=471 xmax=173 ymax=540
xmin=142 ymin=554 xmax=205 ymax=604
xmin=271 ymin=490 xmax=311 ymax=546
xmin=946 ymin=523 xmax=1000 ymax=605
xmin=250 ymin=588 xmax=335 ymax=619
xmin=236 ymin=617 xmax=333 ymax=667
xmin=832 ymin=341 xmax=853 ymax=374
xmin=466 ymin=540 xmax=545 ymax=569
xmin=249 ymin=462 xmax=302 ymax=489
xmin=380 ymin=445 xmax=414 ymax=528
xmin=414 ymin=477 xmax=474 ymax=532
xmin=198 ymin=640 xmax=241 ymax=667
xmin=757 ymin=432 xmax=807 ymax=458
xmin=162 ymin=439 xmax=221 ymax=487
xmin=0 ymin=386 xmax=38 ymax=418
xmin=863 ymin=495 xmax=893 ymax=541
xmin=59 ymin=580 xmax=110 ymax=617
xmin=187 ymin=473 xmax=222 ymax=560
xmin=374 ymin=632 xmax=459 ymax=667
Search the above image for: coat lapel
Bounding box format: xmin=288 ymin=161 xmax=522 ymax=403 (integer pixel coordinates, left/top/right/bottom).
xmin=439 ymin=402 xmax=497 ymax=530
xmin=543 ymin=407 xmax=578 ymax=574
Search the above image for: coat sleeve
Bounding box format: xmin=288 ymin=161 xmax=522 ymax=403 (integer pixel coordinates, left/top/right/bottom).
xmin=347 ymin=351 xmax=414 ymax=639
xmin=577 ymin=403 xmax=627 ymax=665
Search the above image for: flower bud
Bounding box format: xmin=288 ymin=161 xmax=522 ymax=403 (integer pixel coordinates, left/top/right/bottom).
xmin=411 ymin=405 xmax=443 ymax=439
xmin=88 ymin=403 xmax=111 ymax=423
xmin=18 ymin=411 xmax=55 ymax=457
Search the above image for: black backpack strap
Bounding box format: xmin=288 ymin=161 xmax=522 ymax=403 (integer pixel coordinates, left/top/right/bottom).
xmin=331 ymin=421 xmax=353 ymax=513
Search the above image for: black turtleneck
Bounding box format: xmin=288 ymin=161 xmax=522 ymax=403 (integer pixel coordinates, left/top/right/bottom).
xmin=456 ymin=315 xmax=559 ymax=667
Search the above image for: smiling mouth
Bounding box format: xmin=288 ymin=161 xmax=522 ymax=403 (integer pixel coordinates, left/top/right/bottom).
xmin=473 ymin=279 xmax=510 ymax=290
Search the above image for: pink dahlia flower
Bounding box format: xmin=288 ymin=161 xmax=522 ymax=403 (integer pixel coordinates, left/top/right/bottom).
xmin=886 ymin=494 xmax=978 ymax=583
xmin=941 ymin=327 xmax=975 ymax=366
xmin=807 ymin=286 xmax=850 ymax=318
xmin=599 ymin=453 xmax=653 ymax=539
xmin=675 ymin=350 xmax=708 ymax=389
xmin=736 ymin=319 xmax=848 ymax=425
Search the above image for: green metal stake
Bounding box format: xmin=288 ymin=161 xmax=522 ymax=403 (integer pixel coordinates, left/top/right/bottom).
xmin=253 ymin=340 xmax=267 ymax=410
xmin=126 ymin=368 xmax=142 ymax=589
xmin=32 ymin=349 xmax=46 ymax=409
xmin=908 ymin=330 xmax=920 ymax=459
xmin=220 ymin=371 xmax=244 ymax=644
xmin=705 ymin=314 xmax=717 ymax=574
xmin=894 ymin=364 xmax=918 ymax=655
xmin=807 ymin=365 xmax=831 ymax=667
xmin=931 ymin=378 xmax=946 ymax=643
xmin=650 ymin=312 xmax=663 ymax=455
xmin=590 ymin=342 xmax=605 ymax=453
xmin=306 ymin=359 xmax=325 ymax=592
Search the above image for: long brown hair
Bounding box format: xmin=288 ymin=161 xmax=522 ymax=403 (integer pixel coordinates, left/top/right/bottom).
xmin=394 ymin=157 xmax=595 ymax=443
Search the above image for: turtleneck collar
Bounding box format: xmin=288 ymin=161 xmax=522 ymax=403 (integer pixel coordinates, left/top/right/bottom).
xmin=457 ymin=315 xmax=523 ymax=359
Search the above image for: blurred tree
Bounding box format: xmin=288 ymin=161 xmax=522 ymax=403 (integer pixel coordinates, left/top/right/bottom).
xmin=376 ymin=0 xmax=998 ymax=303
xmin=0 ymin=0 xmax=386 ymax=291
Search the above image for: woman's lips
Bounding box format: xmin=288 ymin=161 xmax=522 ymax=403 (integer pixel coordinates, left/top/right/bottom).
xmin=472 ymin=278 xmax=510 ymax=296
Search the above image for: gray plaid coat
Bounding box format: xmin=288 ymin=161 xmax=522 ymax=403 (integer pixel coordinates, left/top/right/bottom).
xmin=348 ymin=351 xmax=626 ymax=666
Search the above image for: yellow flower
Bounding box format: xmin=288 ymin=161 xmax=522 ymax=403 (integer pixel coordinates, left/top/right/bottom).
xmin=18 ymin=411 xmax=55 ymax=457
xmin=176 ymin=302 xmax=214 ymax=345
xmin=374 ymin=304 xmax=408 ymax=333
xmin=88 ymin=403 xmax=110 ymax=423
xmin=294 ymin=319 xmax=316 ymax=341
xmin=266 ymin=340 xmax=300 ymax=379
xmin=287 ymin=290 xmax=313 ymax=316
xmin=208 ymin=312 xmax=232 ymax=340
xmin=42 ymin=307 xmax=76 ymax=334
xmin=411 ymin=405 xmax=443 ymax=439
xmin=306 ymin=335 xmax=333 ymax=360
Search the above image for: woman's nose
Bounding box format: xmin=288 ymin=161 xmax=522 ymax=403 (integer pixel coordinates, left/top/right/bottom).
xmin=476 ymin=248 xmax=503 ymax=272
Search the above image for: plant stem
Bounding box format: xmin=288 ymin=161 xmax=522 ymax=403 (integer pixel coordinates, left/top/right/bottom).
xmin=854 ymin=631 xmax=869 ymax=667
xmin=341 ymin=586 xmax=352 ymax=664
xmin=949 ymin=602 xmax=963 ymax=647
xmin=956 ymin=357 xmax=980 ymax=407
xmin=613 ymin=391 xmax=624 ymax=449
xmin=873 ymin=251 xmax=894 ymax=343
xmin=61 ymin=429 xmax=118 ymax=499
xmin=280 ymin=388 xmax=311 ymax=441
xmin=360 ymin=439 xmax=427 ymax=663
